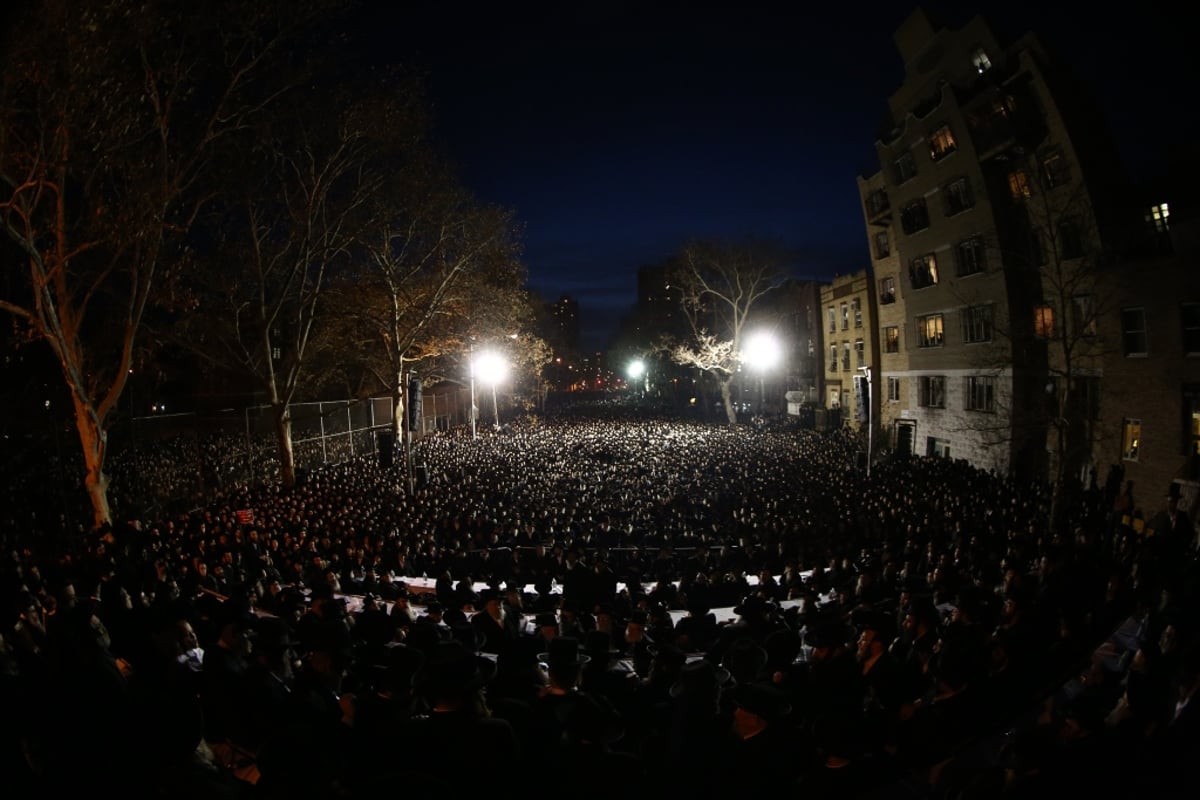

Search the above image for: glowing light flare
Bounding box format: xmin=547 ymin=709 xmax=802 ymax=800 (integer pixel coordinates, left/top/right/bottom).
xmin=742 ymin=332 xmax=782 ymax=371
xmin=473 ymin=351 xmax=508 ymax=386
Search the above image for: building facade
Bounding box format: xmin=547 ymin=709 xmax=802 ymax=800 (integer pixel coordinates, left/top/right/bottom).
xmin=856 ymin=8 xmax=1135 ymax=478
xmin=820 ymin=270 xmax=877 ymax=432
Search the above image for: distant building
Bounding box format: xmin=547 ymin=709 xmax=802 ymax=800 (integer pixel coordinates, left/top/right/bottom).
xmin=819 ymin=271 xmax=876 ymax=431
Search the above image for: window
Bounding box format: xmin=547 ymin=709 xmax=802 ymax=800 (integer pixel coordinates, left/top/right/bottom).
xmin=929 ymin=124 xmax=957 ymax=161
xmin=1183 ymin=303 xmax=1200 ymax=354
xmin=927 ymin=437 xmax=951 ymax=458
xmin=1070 ymin=376 xmax=1101 ymax=421
xmin=965 ymin=376 xmax=996 ymax=412
xmin=971 ymin=48 xmax=992 ymax=73
xmin=853 ymin=298 xmax=863 ymax=328
xmin=808 ymin=339 xmax=815 ymax=358
xmin=1034 ymin=305 xmax=1055 ymax=339
xmin=841 ymin=303 xmax=850 ymax=330
xmin=1058 ymin=218 xmax=1084 ymax=259
xmin=1122 ymin=418 xmax=1141 ymax=462
xmin=828 ymin=306 xmax=836 ymax=333
xmin=893 ymin=150 xmax=918 ymax=184
xmin=855 ymin=338 xmax=865 ymax=366
xmin=957 ymin=236 xmax=986 ymax=276
xmin=962 ymin=304 xmax=993 ymax=343
xmin=909 ymin=253 xmax=939 ymax=290
xmin=1041 ymin=149 xmax=1071 ymax=188
xmin=842 ymin=342 xmax=851 ymax=371
xmin=887 ymin=377 xmax=900 ymax=402
xmin=1122 ymin=307 xmax=1147 ymax=355
xmin=883 ymin=326 xmax=900 ymax=353
xmin=866 ymin=189 xmax=890 ymax=216
xmin=829 ymin=344 xmax=838 ymax=372
xmin=1071 ymin=294 xmax=1098 ymax=339
xmin=918 ymin=375 xmax=946 ymax=408
xmin=943 ymin=177 xmax=975 ymax=216
xmin=874 ymin=230 xmax=890 ymax=258
xmin=879 ymin=276 xmax=896 ymax=304
xmin=1146 ymin=202 xmax=1170 ymax=234
xmin=917 ymin=314 xmax=945 ymax=348
xmin=900 ymin=198 xmax=930 ymax=234
xmin=1008 ymin=169 xmax=1032 ymax=199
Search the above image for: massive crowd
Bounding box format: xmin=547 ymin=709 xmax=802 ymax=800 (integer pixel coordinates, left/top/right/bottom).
xmin=1 ymin=404 xmax=1198 ymax=799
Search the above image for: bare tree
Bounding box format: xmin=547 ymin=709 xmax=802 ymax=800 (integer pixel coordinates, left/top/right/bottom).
xmin=0 ymin=0 xmax=340 ymax=525
xmin=666 ymin=239 xmax=788 ymax=424
xmin=168 ymin=89 xmax=383 ymax=488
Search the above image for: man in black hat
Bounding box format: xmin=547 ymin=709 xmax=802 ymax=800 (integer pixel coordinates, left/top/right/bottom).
xmin=471 ymin=586 xmax=521 ymax=655
xmin=722 ymin=683 xmax=802 ymax=794
xmin=401 ymin=640 xmax=519 ymax=795
xmin=855 ymin=608 xmax=904 ymax=752
xmin=527 ymin=637 xmax=590 ymax=764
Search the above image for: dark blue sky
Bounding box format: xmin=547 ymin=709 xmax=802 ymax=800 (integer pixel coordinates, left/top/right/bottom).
xmin=361 ymin=1 xmax=1192 ymax=350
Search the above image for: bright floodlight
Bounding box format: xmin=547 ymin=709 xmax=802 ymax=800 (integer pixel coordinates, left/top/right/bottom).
xmin=473 ymin=351 xmax=508 ymax=385
xmin=743 ymin=332 xmax=782 ymax=371
xmin=628 ymin=359 xmax=645 ymax=380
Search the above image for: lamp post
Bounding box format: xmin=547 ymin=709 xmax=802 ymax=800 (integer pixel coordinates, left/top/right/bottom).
xmin=858 ymin=365 xmax=873 ymax=477
xmin=742 ymin=332 xmax=782 ymax=416
xmin=628 ymin=359 xmax=647 ymax=397
xmin=474 ymin=351 xmax=508 ymax=430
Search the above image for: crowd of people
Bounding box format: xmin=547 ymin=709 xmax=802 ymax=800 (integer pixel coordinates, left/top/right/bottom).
xmin=1 ymin=403 xmax=1198 ymax=799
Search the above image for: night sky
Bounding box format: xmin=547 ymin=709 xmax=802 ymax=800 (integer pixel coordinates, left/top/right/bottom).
xmin=356 ymin=1 xmax=1192 ymax=350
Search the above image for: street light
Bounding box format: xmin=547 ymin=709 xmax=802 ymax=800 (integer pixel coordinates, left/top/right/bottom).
xmin=473 ymin=351 xmax=508 ymax=429
xmin=628 ymin=358 xmax=648 ymax=396
xmin=742 ymin=332 xmax=782 ymax=415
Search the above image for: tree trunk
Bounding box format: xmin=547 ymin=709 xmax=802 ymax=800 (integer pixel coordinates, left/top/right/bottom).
xmin=273 ymin=404 xmax=296 ymax=488
xmin=73 ymin=395 xmax=112 ymax=529
xmin=720 ymin=379 xmax=737 ymax=425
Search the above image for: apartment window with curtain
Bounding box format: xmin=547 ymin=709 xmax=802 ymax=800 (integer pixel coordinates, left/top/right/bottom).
xmin=917 ymin=314 xmax=945 ymax=348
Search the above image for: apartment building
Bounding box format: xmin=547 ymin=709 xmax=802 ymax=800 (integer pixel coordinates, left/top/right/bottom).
xmin=856 ymin=8 xmax=1136 ymax=478
xmin=820 ymin=270 xmax=877 ymax=432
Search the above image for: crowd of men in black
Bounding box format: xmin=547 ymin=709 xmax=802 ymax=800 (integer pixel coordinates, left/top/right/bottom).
xmin=1 ymin=405 xmax=1198 ymax=799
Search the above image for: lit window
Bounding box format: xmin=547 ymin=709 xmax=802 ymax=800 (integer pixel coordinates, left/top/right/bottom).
xmin=917 ymin=314 xmax=945 ymax=348
xmin=918 ymin=375 xmax=946 ymax=408
xmin=943 ymin=177 xmax=975 ymax=216
xmin=1183 ymin=303 xmax=1200 ymax=354
xmin=879 ymin=276 xmax=896 ymax=305
xmin=1008 ymin=169 xmax=1032 ymax=199
xmin=841 ymin=303 xmax=850 ymax=330
xmin=884 ymin=326 xmax=900 ymax=354
xmin=971 ymin=48 xmax=992 ymax=73
xmin=909 ymin=254 xmax=939 ymax=290
xmin=1034 ymin=305 xmax=1055 ymax=339
xmin=1122 ymin=418 xmax=1141 ymax=461
xmin=965 ymin=376 xmax=996 ymax=412
xmin=1122 ymin=307 xmax=1148 ymax=355
xmin=962 ymin=304 xmax=993 ymax=343
xmin=1146 ymin=202 xmax=1170 ymax=233
xmin=957 ymin=236 xmax=986 ymax=276
xmin=887 ymin=377 xmax=900 ymax=402
xmin=929 ymin=124 xmax=958 ymax=161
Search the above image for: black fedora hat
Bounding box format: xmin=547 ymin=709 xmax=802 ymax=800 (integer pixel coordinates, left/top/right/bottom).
xmin=539 ymin=636 xmax=590 ymax=666
xmin=418 ymin=640 xmax=497 ymax=695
